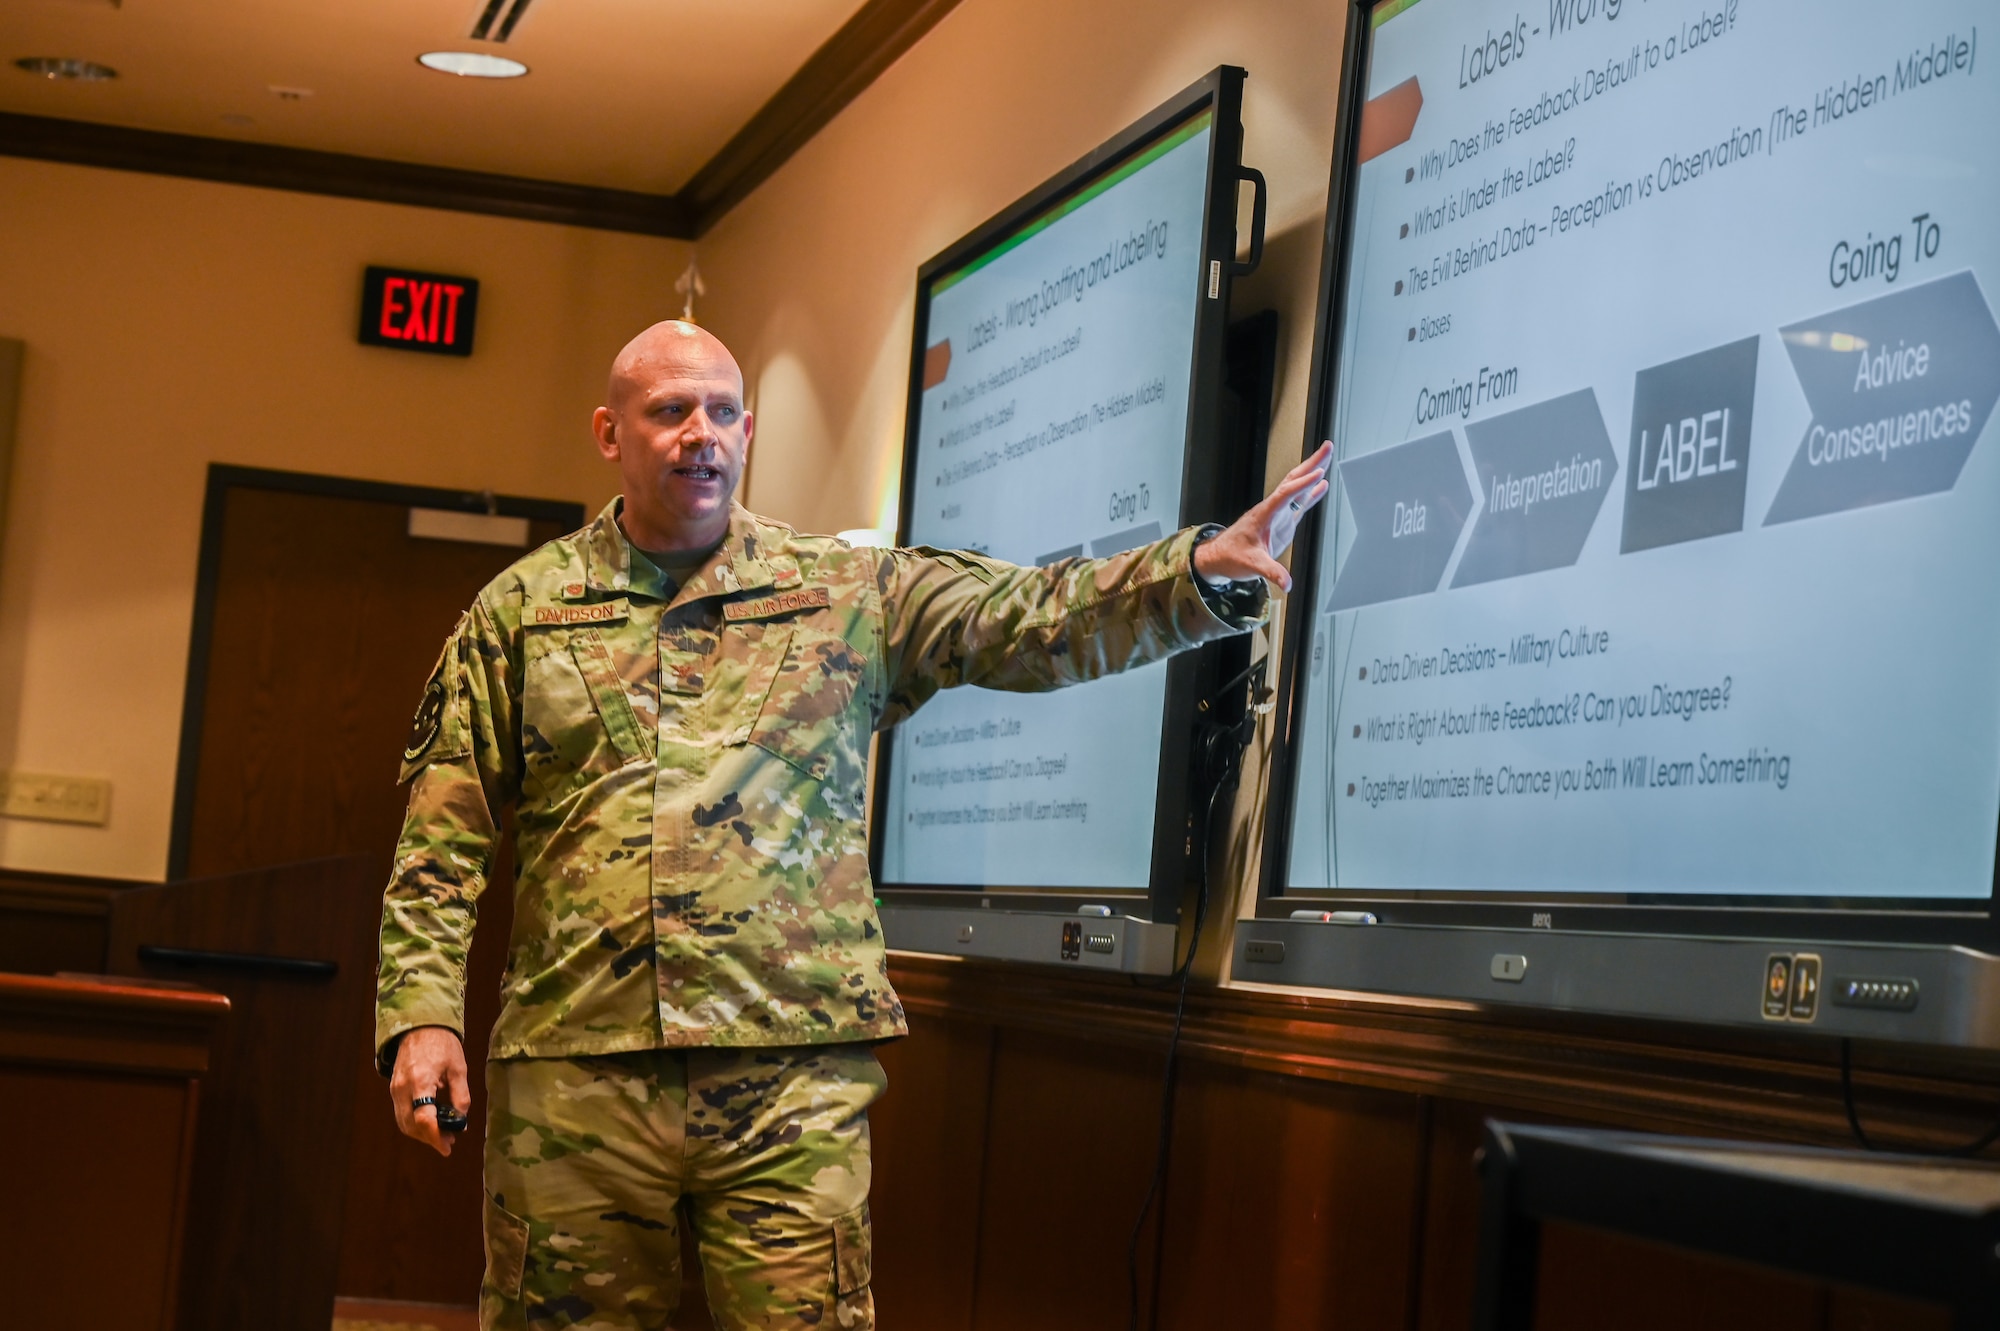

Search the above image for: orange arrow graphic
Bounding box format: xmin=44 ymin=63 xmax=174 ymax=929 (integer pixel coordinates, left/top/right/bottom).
xmin=1358 ymin=77 xmax=1423 ymax=165
xmin=922 ymin=339 xmax=952 ymax=391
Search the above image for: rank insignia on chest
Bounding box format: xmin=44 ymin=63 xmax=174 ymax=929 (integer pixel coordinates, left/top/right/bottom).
xmin=527 ymin=598 xmax=629 ymax=626
xmin=723 ymin=587 xmax=832 ymax=622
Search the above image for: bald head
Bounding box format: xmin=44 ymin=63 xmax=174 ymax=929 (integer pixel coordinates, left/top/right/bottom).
xmin=606 ymin=320 xmax=744 ymax=412
xmin=591 ymin=320 xmax=753 ymax=553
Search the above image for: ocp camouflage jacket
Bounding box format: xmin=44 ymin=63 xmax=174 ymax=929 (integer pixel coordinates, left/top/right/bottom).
xmin=375 ymin=500 xmax=1262 ymax=1069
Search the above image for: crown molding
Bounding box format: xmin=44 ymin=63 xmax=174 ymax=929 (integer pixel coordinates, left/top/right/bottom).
xmin=681 ymin=0 xmax=965 ymax=234
xmin=0 ymin=0 xmax=964 ymax=239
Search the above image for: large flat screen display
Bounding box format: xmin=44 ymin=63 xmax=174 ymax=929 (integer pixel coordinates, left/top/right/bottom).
xmin=1280 ymin=0 xmax=2000 ymax=910
xmin=878 ymin=95 xmax=1225 ymax=894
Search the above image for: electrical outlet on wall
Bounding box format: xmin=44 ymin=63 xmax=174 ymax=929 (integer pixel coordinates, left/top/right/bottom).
xmin=0 ymin=771 xmax=111 ymax=826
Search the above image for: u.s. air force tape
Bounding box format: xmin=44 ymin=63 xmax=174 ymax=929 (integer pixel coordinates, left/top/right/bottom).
xmin=723 ymin=587 xmax=831 ymax=622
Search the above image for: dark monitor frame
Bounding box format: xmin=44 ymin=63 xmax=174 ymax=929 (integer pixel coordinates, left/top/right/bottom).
xmin=1252 ymin=0 xmax=2000 ymax=952
xmin=869 ymin=65 xmax=1261 ymax=926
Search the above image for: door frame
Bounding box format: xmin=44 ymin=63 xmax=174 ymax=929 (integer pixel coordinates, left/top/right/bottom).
xmin=167 ymin=463 xmax=586 ymax=879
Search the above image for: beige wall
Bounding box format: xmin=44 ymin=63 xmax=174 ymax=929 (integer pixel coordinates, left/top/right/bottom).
xmin=0 ymin=0 xmax=1346 ymax=881
xmin=0 ymin=158 xmax=688 ymax=879
xmin=701 ymin=0 xmax=1347 ymax=538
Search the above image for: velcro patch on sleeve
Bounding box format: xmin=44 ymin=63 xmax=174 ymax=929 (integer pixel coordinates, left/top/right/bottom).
xmin=723 ymin=587 xmax=832 ymax=622
xmin=526 ymin=598 xmax=629 ymax=627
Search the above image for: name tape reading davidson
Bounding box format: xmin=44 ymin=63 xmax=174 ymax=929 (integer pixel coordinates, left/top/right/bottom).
xmin=527 ymin=600 xmax=630 ymax=626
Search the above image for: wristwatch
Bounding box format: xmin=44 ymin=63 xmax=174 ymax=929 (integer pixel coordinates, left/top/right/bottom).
xmin=1190 ymin=524 xmax=1267 ymax=619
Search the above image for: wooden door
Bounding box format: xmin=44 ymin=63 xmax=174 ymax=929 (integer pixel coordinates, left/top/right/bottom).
xmin=172 ymin=467 xmax=578 ymax=1306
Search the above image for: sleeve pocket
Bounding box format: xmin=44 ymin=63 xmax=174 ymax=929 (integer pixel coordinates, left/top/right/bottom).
xmin=484 ymin=1193 xmax=530 ymax=1300
xmin=832 ymin=1201 xmax=872 ymax=1297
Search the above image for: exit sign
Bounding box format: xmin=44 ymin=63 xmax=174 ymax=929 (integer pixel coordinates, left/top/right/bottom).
xmin=359 ymin=265 xmax=479 ymax=357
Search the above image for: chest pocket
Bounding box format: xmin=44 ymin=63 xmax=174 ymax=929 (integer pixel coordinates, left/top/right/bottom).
xmin=520 ymin=627 xmax=651 ymax=798
xmin=743 ymin=625 xmax=869 ymax=785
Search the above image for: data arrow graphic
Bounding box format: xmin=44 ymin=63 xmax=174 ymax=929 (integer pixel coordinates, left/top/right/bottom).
xmin=1450 ymin=388 xmax=1618 ymax=588
xmin=1764 ymin=270 xmax=2000 ymax=526
xmin=1326 ymin=430 xmax=1472 ymax=612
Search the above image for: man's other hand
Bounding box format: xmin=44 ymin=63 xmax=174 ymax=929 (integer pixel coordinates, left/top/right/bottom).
xmin=391 ymin=1025 xmax=470 ymax=1158
xmin=1192 ymin=440 xmax=1332 ymax=593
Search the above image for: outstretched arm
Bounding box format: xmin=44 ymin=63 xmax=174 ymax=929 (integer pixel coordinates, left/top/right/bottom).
xmin=875 ymin=441 xmax=1334 ymax=725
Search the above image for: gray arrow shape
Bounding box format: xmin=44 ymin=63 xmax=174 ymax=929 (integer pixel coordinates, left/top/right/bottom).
xmin=1451 ymin=388 xmax=1618 ymax=588
xmin=1326 ymin=431 xmax=1472 ymax=611
xmin=1765 ymin=270 xmax=2000 ymax=525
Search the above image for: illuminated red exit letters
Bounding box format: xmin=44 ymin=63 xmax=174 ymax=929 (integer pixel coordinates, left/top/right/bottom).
xmin=358 ymin=266 xmax=480 ymax=357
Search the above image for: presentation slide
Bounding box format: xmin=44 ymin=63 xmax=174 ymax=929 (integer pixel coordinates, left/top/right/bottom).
xmin=1289 ymin=0 xmax=2000 ymax=899
xmin=880 ymin=111 xmax=1212 ymax=890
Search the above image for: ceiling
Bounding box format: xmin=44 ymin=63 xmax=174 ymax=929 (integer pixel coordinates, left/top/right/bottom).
xmin=0 ymin=0 xmax=876 ymax=195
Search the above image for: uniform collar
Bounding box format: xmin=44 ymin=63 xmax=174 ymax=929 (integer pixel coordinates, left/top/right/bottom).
xmin=584 ymin=499 xmax=777 ymax=605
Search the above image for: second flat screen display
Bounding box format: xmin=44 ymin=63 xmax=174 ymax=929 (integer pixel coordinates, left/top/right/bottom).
xmin=879 ymin=110 xmax=1213 ymax=890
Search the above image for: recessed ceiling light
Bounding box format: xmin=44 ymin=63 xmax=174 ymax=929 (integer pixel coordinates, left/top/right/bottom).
xmin=417 ymin=51 xmax=528 ymax=79
xmin=15 ymin=57 xmax=118 ymax=82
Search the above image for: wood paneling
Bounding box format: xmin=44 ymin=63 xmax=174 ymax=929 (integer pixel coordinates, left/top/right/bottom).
xmin=0 ymin=971 xmax=228 ymax=1331
xmin=1154 ymin=1063 xmax=1425 ymax=1331
xmin=0 ymin=870 xmax=128 ymax=974
xmin=108 ymin=857 xmax=380 ymax=1331
xmin=889 ymin=957 xmax=2000 ymax=1152
xmin=870 ymin=1013 xmax=995 ymax=1331
xmin=969 ymin=1029 xmax=1167 ymax=1331
xmin=881 ymin=953 xmax=2000 ymax=1331
xmin=1415 ymin=1097 xmax=1501 ymax=1331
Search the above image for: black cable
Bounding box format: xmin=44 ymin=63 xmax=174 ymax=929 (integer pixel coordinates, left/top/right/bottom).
xmin=1839 ymin=1037 xmax=2000 ymax=1157
xmin=1125 ymin=664 xmax=1259 ymax=1331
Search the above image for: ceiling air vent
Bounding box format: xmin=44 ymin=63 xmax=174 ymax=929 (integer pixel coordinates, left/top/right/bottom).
xmin=470 ymin=0 xmax=535 ymax=43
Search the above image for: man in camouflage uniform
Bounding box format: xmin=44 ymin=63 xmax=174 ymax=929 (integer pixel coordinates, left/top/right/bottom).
xmin=376 ymin=320 xmax=1330 ymax=1330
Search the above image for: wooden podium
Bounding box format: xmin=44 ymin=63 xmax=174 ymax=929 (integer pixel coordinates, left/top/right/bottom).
xmin=0 ymin=970 xmax=229 ymax=1330
xmin=107 ymin=855 xmax=381 ymax=1331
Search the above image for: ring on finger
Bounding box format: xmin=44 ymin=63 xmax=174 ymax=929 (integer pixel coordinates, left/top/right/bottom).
xmin=411 ymin=1095 xmax=438 ymax=1111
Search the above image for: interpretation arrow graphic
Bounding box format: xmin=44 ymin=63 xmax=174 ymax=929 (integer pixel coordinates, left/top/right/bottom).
xmin=1764 ymin=270 xmax=2000 ymax=525
xmin=1326 ymin=430 xmax=1472 ymax=612
xmin=1451 ymin=388 xmax=1618 ymax=588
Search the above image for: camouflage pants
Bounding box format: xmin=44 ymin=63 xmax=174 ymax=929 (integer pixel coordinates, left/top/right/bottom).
xmin=480 ymin=1045 xmax=884 ymax=1330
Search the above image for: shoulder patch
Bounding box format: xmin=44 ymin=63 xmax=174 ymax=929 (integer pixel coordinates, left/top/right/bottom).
xmin=404 ymin=675 xmax=446 ymax=762
xmin=724 ymin=587 xmax=832 ymax=622
xmin=526 ymin=598 xmax=629 ymax=627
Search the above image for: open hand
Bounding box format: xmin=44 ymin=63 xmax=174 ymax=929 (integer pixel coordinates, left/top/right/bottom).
xmin=1192 ymin=441 xmax=1332 ymax=592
